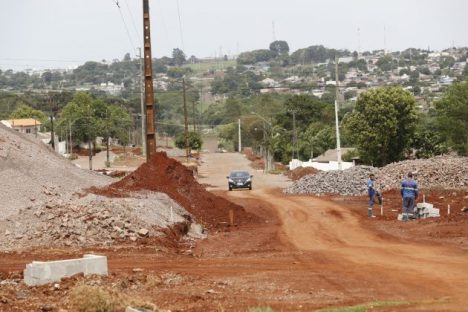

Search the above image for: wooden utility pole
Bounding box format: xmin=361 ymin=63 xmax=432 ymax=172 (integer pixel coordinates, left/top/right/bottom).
xmin=143 ymin=0 xmax=156 ymax=160
xmin=182 ymin=78 xmax=189 ymax=161
xmin=138 ymin=47 xmax=146 ymax=157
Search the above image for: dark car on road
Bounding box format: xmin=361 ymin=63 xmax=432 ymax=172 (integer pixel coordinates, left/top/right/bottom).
xmin=227 ymin=171 xmax=253 ymax=191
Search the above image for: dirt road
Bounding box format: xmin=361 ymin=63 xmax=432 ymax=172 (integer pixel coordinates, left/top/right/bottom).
xmin=198 ymin=152 xmax=468 ymax=310
xmin=1 ymin=152 xmax=467 ymax=311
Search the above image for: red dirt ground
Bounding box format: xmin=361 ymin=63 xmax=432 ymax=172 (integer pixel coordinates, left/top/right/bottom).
xmin=89 ymin=152 xmax=260 ymax=230
xmin=286 ymin=167 xmax=320 ymax=181
xmin=2 ymin=152 xmax=467 ymax=311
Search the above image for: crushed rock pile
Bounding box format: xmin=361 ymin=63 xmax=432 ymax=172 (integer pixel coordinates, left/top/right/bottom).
xmin=90 ymin=152 xmax=260 ymax=229
xmin=0 ymin=124 xmax=110 ymax=220
xmin=0 ymin=125 xmax=193 ymax=250
xmin=378 ymin=156 xmax=468 ymax=191
xmin=0 ymin=192 xmax=188 ymax=250
xmin=284 ymin=166 xmax=377 ymax=196
xmin=284 ymin=156 xmax=468 ymax=196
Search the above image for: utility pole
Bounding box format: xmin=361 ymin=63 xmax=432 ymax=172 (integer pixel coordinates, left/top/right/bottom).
xmin=335 ymin=54 xmax=342 ymax=170
xmin=143 ymin=0 xmax=156 ymax=160
xmin=238 ymin=118 xmax=242 ymax=153
xmin=182 ymin=78 xmax=189 ymax=161
xmin=138 ymin=47 xmax=146 ymax=156
xmin=292 ymin=110 xmax=297 ymax=159
xmin=191 ymin=100 xmax=196 ymax=132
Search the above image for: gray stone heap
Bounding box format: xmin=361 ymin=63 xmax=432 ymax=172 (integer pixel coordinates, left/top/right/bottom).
xmin=285 ymin=156 xmax=468 ymax=196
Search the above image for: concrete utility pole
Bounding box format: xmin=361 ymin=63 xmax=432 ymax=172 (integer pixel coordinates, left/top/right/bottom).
xmin=142 ymin=0 xmax=156 ymax=161
xmin=138 ymin=47 xmax=146 ymax=157
xmin=238 ymin=118 xmax=242 ymax=153
xmin=182 ymin=78 xmax=189 ymax=161
xmin=335 ymin=54 xmax=342 ymax=170
xmin=292 ymin=110 xmax=297 ymax=159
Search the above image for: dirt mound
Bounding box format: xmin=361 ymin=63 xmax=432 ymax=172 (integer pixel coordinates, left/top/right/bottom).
xmin=286 ymin=167 xmax=319 ymax=181
xmin=90 ymin=152 xmax=259 ymax=229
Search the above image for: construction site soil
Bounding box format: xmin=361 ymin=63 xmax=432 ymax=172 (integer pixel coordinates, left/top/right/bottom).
xmin=89 ymin=152 xmax=259 ymax=230
xmin=1 ymin=151 xmax=468 ymax=311
xmin=286 ymin=167 xmax=320 ymax=181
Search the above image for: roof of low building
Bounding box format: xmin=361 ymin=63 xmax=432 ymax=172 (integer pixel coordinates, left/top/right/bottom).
xmin=314 ymin=148 xmax=356 ymax=162
xmin=4 ymin=118 xmax=42 ymax=127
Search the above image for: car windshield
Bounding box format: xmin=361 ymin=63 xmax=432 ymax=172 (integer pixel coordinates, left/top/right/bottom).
xmin=230 ymin=171 xmax=249 ymax=178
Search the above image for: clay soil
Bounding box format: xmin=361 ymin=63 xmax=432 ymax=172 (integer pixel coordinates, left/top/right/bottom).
xmin=1 ymin=153 xmax=468 ymax=311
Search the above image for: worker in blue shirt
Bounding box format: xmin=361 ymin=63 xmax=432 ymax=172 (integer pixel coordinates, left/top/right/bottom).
xmin=401 ymin=172 xmax=418 ymax=221
xmin=367 ymin=173 xmax=382 ymax=218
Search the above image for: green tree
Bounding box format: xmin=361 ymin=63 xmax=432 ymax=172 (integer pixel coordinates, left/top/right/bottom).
xmin=412 ymin=114 xmax=448 ymax=158
xmin=101 ymin=105 xmax=133 ymax=166
xmin=175 ymin=131 xmax=203 ymax=151
xmin=57 ymin=92 xmax=103 ymax=169
xmin=343 ymin=86 xmax=418 ymax=166
xmin=434 ymin=81 xmax=468 ymax=155
xmin=376 ymin=54 xmax=394 ymax=72
xmin=172 ymin=48 xmax=186 ymax=66
xmin=9 ymin=105 xmax=48 ymax=123
xmin=269 ymin=40 xmax=290 ymax=56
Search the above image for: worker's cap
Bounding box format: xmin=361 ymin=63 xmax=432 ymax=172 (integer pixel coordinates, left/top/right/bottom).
xmin=407 ymin=172 xmax=413 ymax=177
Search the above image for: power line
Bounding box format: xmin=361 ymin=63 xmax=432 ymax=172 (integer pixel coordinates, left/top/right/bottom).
xmin=123 ymin=0 xmax=142 ymax=47
xmin=112 ymin=0 xmax=137 ymax=55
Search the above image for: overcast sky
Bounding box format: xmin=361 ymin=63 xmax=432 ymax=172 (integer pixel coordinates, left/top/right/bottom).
xmin=0 ymin=0 xmax=467 ymax=70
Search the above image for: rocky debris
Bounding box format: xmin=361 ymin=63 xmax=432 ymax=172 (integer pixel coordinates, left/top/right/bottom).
xmin=0 ymin=124 xmax=110 ymax=221
xmin=378 ymin=156 xmax=468 ymax=191
xmin=284 ymin=156 xmax=468 ymax=196
xmin=285 ymin=166 xmax=377 ymax=196
xmin=0 ymin=192 xmax=189 ymax=250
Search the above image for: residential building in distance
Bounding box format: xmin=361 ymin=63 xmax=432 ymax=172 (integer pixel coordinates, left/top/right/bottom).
xmin=1 ymin=118 xmax=41 ymax=134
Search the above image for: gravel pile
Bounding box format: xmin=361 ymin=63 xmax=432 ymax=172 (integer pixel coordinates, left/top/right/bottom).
xmin=378 ymin=156 xmax=468 ymax=191
xmin=0 ymin=124 xmax=110 ymax=220
xmin=0 ymin=125 xmax=193 ymax=250
xmin=284 ymin=156 xmax=468 ymax=196
xmin=284 ymin=166 xmax=377 ymax=196
xmin=0 ymin=191 xmax=189 ymax=250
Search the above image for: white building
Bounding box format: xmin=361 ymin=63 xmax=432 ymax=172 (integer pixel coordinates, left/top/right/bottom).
xmin=1 ymin=118 xmax=41 ymax=134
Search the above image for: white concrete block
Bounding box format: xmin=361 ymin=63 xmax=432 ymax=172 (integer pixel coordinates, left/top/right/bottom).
xmin=24 ymin=254 xmax=108 ymax=286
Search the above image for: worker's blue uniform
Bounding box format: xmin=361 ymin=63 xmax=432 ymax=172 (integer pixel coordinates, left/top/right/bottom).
xmin=401 ymin=179 xmax=418 ymax=220
xmin=367 ymin=178 xmax=382 ymax=218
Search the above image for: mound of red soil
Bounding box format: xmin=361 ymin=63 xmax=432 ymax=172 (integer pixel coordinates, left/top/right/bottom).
xmin=90 ymin=152 xmax=259 ymax=229
xmin=286 ymin=167 xmax=320 ymax=181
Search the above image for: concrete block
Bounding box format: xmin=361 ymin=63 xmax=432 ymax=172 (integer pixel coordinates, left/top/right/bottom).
xmin=24 ymin=254 xmax=107 ymax=286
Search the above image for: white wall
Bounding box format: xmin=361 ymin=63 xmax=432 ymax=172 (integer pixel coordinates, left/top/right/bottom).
xmin=289 ymin=159 xmax=354 ymax=171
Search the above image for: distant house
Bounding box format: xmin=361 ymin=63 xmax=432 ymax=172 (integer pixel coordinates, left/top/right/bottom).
xmin=1 ymin=118 xmax=41 ymax=134
xmin=260 ymin=78 xmax=278 ymax=88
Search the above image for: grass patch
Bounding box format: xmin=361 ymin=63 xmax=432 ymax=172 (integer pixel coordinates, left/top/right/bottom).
xmin=69 ymin=283 xmax=156 ymax=312
xmin=248 ymin=307 xmax=274 ymax=312
xmin=316 ymin=300 xmax=413 ymax=312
